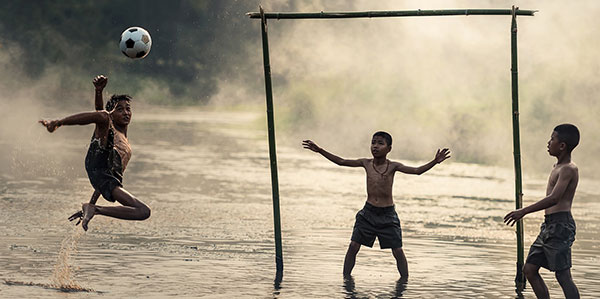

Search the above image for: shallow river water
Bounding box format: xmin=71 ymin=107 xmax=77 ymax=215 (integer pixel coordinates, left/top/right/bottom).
xmin=0 ymin=109 xmax=598 ymax=298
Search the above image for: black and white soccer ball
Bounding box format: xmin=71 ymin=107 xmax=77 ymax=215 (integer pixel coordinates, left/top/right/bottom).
xmin=119 ymin=27 xmax=152 ymax=59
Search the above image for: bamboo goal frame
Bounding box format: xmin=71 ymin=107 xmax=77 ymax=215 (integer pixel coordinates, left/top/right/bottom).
xmin=247 ymin=6 xmax=536 ymax=293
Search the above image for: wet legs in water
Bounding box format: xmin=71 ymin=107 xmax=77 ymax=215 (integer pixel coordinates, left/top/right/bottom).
xmin=524 ymin=263 xmax=579 ymax=299
xmin=523 ymin=263 xmax=549 ymax=299
xmin=343 ymin=241 xmax=361 ymax=278
xmin=556 ymin=268 xmax=580 ymax=299
xmin=82 ymin=186 xmax=151 ymax=230
xmin=392 ymin=247 xmax=409 ymax=278
xmin=343 ymin=242 xmax=409 ymax=279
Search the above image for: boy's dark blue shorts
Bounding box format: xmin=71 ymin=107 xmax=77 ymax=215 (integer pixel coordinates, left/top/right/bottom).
xmin=526 ymin=211 xmax=576 ymax=272
xmin=351 ymin=202 xmax=403 ymax=249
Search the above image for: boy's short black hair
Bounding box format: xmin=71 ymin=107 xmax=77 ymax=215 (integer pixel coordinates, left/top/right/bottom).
xmin=373 ymin=131 xmax=392 ymax=146
xmin=554 ymin=124 xmax=580 ymax=152
xmin=106 ymin=94 xmax=132 ymax=111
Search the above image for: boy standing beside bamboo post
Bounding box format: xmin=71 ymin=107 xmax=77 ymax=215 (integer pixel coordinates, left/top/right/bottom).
xmin=505 ymin=124 xmax=581 ymax=299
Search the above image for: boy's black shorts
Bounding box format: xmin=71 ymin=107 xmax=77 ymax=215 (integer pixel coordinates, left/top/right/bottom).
xmin=351 ymin=202 xmax=403 ymax=249
xmin=526 ymin=211 xmax=576 ymax=272
xmin=87 ymin=169 xmax=123 ymax=202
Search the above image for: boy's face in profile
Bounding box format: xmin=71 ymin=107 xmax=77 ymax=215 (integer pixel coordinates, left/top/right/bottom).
xmin=371 ymin=136 xmax=391 ymax=158
xmin=547 ymin=131 xmax=564 ymax=157
xmin=111 ymin=100 xmax=132 ymax=127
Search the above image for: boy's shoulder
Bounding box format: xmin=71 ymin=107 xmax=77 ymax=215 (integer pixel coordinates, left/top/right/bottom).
xmin=554 ymin=162 xmax=578 ymax=178
xmin=559 ymin=162 xmax=578 ymax=171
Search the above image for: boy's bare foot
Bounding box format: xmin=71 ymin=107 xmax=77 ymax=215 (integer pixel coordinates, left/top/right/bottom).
xmin=81 ymin=203 xmax=96 ymax=231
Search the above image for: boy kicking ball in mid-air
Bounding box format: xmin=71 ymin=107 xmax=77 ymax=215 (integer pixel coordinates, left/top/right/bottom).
xmin=303 ymin=131 xmax=450 ymax=279
xmin=40 ymin=75 xmax=150 ymax=231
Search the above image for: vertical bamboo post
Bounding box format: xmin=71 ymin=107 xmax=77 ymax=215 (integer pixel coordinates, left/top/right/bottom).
xmin=259 ymin=6 xmax=284 ymax=278
xmin=511 ymin=6 xmax=526 ymax=293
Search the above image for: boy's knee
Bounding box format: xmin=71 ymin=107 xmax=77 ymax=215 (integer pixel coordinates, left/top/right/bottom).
xmin=135 ymin=201 xmax=151 ymax=220
xmin=392 ymin=247 xmax=404 ymax=255
xmin=140 ymin=205 xmax=151 ymax=220
xmin=523 ymin=263 xmax=539 ymax=278
xmin=348 ymin=241 xmax=361 ymax=253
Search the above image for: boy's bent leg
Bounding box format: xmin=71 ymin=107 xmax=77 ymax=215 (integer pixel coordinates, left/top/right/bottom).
xmin=392 ymin=247 xmax=408 ymax=278
xmin=523 ymin=263 xmax=549 ymax=299
xmin=555 ymin=268 xmax=580 ymax=299
xmin=343 ymin=241 xmax=361 ymax=278
xmin=82 ymin=187 xmax=150 ymax=230
xmin=100 ymin=187 xmax=150 ymax=220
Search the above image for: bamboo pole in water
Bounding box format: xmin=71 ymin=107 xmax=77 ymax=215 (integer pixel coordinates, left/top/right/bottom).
xmin=247 ymin=9 xmax=536 ymax=19
xmin=259 ymin=6 xmax=284 ymax=278
xmin=511 ymin=6 xmax=526 ymax=293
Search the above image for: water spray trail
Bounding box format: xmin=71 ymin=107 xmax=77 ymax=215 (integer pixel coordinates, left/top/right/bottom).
xmin=49 ymin=227 xmax=92 ymax=292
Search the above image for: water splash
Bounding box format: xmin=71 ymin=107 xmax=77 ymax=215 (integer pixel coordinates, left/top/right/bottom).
xmin=2 ymin=227 xmax=96 ymax=293
xmin=3 ymin=279 xmax=94 ymax=293
xmin=49 ymin=227 xmax=90 ymax=291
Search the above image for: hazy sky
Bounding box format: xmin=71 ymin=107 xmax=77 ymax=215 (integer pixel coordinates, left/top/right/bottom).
xmin=226 ymin=0 xmax=600 ymax=178
xmin=1 ymin=0 xmax=599 ymax=178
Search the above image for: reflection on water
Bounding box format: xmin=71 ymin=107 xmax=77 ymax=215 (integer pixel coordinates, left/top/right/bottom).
xmin=0 ymin=109 xmax=599 ymax=298
xmin=343 ymin=276 xmax=407 ymax=299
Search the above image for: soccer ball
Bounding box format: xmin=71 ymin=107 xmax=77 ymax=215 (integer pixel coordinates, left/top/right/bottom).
xmin=119 ymin=27 xmax=152 ymax=59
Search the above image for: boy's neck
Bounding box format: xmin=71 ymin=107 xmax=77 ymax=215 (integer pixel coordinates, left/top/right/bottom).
xmin=556 ymin=152 xmax=571 ymax=165
xmin=114 ymin=124 xmax=128 ymax=136
xmin=373 ymin=156 xmax=388 ymax=164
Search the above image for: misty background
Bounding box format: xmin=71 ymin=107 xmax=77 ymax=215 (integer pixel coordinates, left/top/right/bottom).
xmin=1 ymin=0 xmax=599 ymax=180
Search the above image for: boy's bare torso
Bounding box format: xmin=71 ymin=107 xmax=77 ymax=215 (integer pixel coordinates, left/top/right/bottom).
xmin=545 ymin=162 xmax=578 ymax=214
xmin=364 ymin=159 xmax=396 ymax=207
xmin=114 ymin=129 xmax=132 ymax=171
xmin=95 ymin=119 xmax=132 ymax=171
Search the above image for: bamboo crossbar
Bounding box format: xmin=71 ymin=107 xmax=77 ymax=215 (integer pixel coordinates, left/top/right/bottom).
xmin=248 ymin=9 xmax=536 ymax=19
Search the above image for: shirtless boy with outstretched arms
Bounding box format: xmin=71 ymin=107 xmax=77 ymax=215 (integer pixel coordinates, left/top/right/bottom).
xmin=303 ymin=131 xmax=450 ymax=279
xmin=505 ymin=124 xmax=580 ymax=299
xmin=39 ymin=75 xmax=150 ymax=231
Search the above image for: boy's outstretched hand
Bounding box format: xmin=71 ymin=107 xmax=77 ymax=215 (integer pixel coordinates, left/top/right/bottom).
xmin=302 ymin=140 xmax=321 ymax=153
xmin=504 ymin=209 xmax=526 ymax=226
xmin=93 ymin=75 xmax=107 ymax=90
xmin=434 ymin=148 xmax=451 ymax=164
xmin=39 ymin=119 xmax=61 ymax=133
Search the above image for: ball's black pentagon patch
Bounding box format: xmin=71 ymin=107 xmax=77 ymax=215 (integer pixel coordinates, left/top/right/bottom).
xmin=136 ymin=51 xmax=146 ymax=58
xmin=125 ymin=38 xmax=135 ymax=48
xmin=141 ymin=34 xmax=150 ymax=44
xmin=128 ymin=28 xmax=138 ymax=32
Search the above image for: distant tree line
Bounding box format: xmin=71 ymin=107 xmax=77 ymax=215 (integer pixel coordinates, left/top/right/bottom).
xmin=0 ymin=0 xmax=257 ymax=104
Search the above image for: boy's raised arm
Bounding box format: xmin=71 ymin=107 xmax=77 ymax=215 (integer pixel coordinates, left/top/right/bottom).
xmin=302 ymin=140 xmax=364 ymax=167
xmin=39 ymin=111 xmax=109 ymax=133
xmin=93 ymin=75 xmax=108 ymax=111
xmin=504 ymin=166 xmax=576 ymax=226
xmin=395 ymin=148 xmax=451 ymax=175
